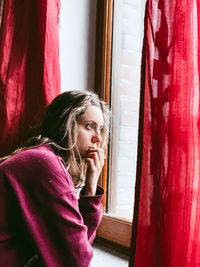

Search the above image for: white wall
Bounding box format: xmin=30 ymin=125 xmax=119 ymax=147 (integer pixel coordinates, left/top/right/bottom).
xmin=59 ymin=1 xmax=97 ymax=93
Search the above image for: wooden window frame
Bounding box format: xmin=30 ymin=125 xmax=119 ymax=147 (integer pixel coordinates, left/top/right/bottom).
xmin=94 ymin=0 xmax=132 ymax=254
xmin=0 ymin=0 xmax=5 ymax=27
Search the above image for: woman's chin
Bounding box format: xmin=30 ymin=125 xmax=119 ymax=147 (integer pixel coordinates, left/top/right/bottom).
xmin=79 ymin=152 xmax=88 ymax=159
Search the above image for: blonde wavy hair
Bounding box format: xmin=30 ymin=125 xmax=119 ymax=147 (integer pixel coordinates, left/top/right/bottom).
xmin=0 ymin=91 xmax=110 ymax=187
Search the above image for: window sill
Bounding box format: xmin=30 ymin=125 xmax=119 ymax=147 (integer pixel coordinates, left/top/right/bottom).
xmin=96 ymin=214 xmax=132 ymax=252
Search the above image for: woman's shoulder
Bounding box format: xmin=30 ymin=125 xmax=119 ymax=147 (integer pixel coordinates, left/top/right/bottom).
xmin=16 ymin=144 xmax=56 ymax=160
xmin=1 ymin=145 xmax=75 ymax=194
xmin=1 ymin=145 xmax=58 ymax=169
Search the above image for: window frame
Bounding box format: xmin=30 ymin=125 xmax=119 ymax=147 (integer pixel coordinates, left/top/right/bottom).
xmin=94 ymin=0 xmax=132 ymax=252
xmin=0 ymin=0 xmax=5 ymax=27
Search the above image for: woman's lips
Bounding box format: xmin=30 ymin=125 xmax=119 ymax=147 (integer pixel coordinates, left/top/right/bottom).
xmin=88 ymin=147 xmax=95 ymax=150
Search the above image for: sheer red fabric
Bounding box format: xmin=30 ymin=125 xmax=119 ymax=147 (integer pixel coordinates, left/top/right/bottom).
xmin=0 ymin=0 xmax=60 ymax=157
xmin=130 ymin=0 xmax=200 ymax=266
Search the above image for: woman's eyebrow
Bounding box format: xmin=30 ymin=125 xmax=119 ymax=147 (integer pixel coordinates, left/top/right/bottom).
xmin=84 ymin=120 xmax=96 ymax=125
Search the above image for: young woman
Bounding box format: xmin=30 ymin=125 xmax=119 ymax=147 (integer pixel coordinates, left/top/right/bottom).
xmin=0 ymin=90 xmax=110 ymax=267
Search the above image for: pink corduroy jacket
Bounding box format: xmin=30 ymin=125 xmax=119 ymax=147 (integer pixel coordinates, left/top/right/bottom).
xmin=0 ymin=145 xmax=104 ymax=267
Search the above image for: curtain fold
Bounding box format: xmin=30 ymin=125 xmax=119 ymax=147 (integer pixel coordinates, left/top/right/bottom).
xmin=130 ymin=0 xmax=200 ymax=266
xmin=0 ymin=0 xmax=60 ymax=157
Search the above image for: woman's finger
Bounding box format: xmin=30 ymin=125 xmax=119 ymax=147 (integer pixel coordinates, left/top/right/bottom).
xmin=88 ymin=152 xmax=100 ymax=169
xmin=87 ymin=148 xmax=104 ymax=166
xmin=85 ymin=157 xmax=96 ymax=171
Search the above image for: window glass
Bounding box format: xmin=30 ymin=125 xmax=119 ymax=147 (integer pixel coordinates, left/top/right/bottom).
xmin=108 ymin=0 xmax=146 ymax=220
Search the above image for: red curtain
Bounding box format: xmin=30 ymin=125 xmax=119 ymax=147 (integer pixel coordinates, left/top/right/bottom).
xmin=130 ymin=0 xmax=200 ymax=266
xmin=0 ymin=0 xmax=60 ymax=157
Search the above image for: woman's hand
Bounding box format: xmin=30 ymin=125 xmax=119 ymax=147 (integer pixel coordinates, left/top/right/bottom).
xmin=84 ymin=148 xmax=105 ymax=196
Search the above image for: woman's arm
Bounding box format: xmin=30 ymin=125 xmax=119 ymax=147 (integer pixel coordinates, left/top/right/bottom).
xmin=79 ymin=185 xmax=104 ymax=243
xmin=6 ymin=146 xmax=104 ymax=267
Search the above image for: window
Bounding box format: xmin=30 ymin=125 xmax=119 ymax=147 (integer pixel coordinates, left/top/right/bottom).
xmin=95 ymin=0 xmax=146 ymax=251
xmin=0 ymin=0 xmax=5 ymax=27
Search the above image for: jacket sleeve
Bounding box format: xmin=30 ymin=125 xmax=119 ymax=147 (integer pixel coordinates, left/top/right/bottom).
xmin=79 ymin=185 xmax=104 ymax=244
xmin=5 ymin=148 xmax=104 ymax=267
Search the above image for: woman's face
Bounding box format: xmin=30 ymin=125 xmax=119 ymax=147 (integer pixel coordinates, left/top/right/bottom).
xmin=76 ymin=105 xmax=104 ymax=157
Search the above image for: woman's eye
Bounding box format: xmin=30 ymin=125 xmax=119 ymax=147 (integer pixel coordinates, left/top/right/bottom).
xmin=85 ymin=123 xmax=93 ymax=130
xmin=100 ymin=127 xmax=104 ymax=134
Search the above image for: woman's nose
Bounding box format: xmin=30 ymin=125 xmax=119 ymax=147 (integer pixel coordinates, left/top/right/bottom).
xmin=92 ymin=130 xmax=102 ymax=143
